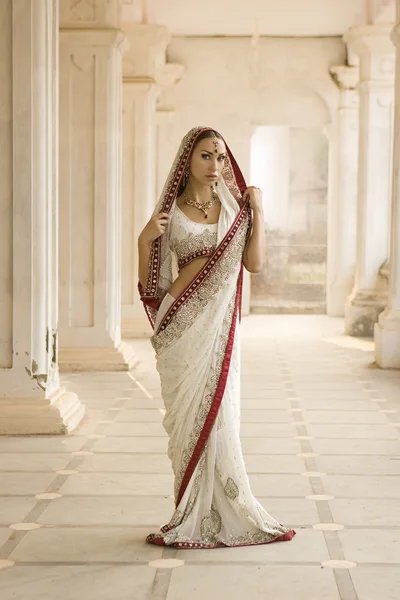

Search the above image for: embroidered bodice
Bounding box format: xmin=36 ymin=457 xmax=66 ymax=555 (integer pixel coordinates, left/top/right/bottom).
xmin=169 ymin=205 xmax=218 ymax=270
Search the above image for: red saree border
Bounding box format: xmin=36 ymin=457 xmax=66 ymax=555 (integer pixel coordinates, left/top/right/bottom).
xmin=178 ymin=248 xmax=215 ymax=270
xmin=138 ymin=282 xmax=159 ymax=309
xmin=139 ymin=126 xmax=248 ymax=326
xmin=175 ymin=266 xmax=244 ymax=508
xmin=140 ymin=128 xmax=217 ymax=305
xmin=137 ymin=282 xmax=160 ymax=328
xmin=155 ymin=201 xmax=249 ymax=336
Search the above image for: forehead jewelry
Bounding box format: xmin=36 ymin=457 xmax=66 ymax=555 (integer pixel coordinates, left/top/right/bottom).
xmin=211 ymin=131 xmax=219 ymax=153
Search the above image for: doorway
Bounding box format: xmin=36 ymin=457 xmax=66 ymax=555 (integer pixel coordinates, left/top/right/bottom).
xmin=250 ymin=125 xmax=328 ymax=313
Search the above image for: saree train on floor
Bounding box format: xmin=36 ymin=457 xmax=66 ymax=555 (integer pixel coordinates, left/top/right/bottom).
xmin=139 ymin=126 xmax=295 ymax=549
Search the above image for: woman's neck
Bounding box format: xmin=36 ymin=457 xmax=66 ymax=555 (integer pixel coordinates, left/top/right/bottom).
xmin=184 ymin=179 xmax=212 ymax=204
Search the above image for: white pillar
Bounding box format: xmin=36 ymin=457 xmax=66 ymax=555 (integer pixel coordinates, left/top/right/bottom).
xmin=156 ymin=109 xmax=177 ymax=200
xmin=58 ymin=1 xmax=135 ymax=370
xmin=155 ymin=64 xmax=185 ymax=200
xmin=344 ymin=25 xmax=395 ymax=336
xmin=326 ymin=66 xmax=359 ymax=317
xmin=121 ymin=24 xmax=184 ymax=338
xmin=0 ymin=0 xmax=84 ymax=433
xmin=122 ymin=79 xmax=158 ymax=338
xmin=375 ymin=15 xmax=400 ymax=368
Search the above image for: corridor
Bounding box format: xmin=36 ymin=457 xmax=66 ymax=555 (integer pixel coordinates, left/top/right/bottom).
xmin=0 ymin=315 xmax=399 ymax=600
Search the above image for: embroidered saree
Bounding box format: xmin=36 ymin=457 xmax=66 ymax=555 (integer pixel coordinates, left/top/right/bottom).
xmin=139 ymin=127 xmax=295 ymax=549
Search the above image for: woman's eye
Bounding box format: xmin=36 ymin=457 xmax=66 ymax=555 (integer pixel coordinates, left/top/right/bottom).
xmin=218 ymin=155 xmax=226 ymax=162
xmin=201 ymin=154 xmax=210 ymax=160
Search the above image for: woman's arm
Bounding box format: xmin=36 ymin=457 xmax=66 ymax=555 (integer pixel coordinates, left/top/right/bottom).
xmin=138 ymin=212 xmax=169 ymax=289
xmin=138 ymin=239 xmax=152 ymax=289
xmin=242 ymin=187 xmax=266 ymax=274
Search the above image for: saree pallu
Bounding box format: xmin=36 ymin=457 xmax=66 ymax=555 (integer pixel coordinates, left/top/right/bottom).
xmin=147 ymin=203 xmax=295 ymax=549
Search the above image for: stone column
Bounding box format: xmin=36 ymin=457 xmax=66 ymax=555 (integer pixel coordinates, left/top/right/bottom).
xmin=121 ymin=24 xmax=183 ymax=337
xmin=375 ymin=16 xmax=400 ymax=368
xmin=326 ymin=66 xmax=359 ymax=317
xmin=155 ymin=65 xmax=186 ymax=200
xmin=344 ymin=24 xmax=395 ymax=336
xmin=0 ymin=0 xmax=84 ymax=433
xmin=58 ymin=1 xmax=135 ymax=370
xmin=156 ymin=109 xmax=177 ymax=199
xmin=122 ymin=78 xmax=158 ymax=338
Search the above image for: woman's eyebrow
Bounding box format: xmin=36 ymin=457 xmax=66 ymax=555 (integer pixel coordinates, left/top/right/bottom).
xmin=200 ymin=148 xmax=226 ymax=156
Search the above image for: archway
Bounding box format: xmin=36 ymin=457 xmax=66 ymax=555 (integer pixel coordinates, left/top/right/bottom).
xmin=249 ymin=83 xmax=332 ymax=313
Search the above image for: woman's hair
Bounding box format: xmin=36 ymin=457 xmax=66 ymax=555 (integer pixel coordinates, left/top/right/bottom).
xmin=194 ymin=129 xmax=223 ymax=146
xmin=178 ymin=129 xmax=223 ymax=196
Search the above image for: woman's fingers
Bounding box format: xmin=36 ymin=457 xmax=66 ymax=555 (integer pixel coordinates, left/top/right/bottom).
xmin=157 ymin=213 xmax=169 ymax=224
xmin=158 ymin=219 xmax=167 ymax=233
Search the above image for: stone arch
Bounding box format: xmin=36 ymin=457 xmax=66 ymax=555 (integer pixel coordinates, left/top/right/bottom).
xmin=251 ymin=81 xmax=333 ymax=128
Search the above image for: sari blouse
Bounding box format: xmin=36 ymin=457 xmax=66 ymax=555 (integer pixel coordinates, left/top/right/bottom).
xmin=169 ymin=205 xmax=218 ymax=270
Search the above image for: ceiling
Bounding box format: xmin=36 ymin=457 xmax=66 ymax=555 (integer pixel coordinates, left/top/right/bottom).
xmin=121 ymin=0 xmax=395 ymax=37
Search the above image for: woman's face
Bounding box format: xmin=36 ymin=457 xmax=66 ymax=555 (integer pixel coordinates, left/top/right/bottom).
xmin=189 ymin=136 xmax=227 ymax=187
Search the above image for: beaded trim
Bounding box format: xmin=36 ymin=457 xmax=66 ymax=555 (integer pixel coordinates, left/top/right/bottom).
xmin=178 ymin=248 xmax=215 ymax=269
xmin=146 ymin=529 xmax=296 ymax=549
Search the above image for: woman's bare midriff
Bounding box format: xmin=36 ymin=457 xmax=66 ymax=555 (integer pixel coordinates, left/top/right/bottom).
xmin=168 ymin=257 xmax=209 ymax=299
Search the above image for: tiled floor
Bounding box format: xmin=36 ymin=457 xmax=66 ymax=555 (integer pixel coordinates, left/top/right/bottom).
xmin=0 ymin=315 xmax=400 ymax=600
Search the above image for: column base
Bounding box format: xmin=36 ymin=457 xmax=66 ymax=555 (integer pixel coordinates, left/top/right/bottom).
xmin=122 ymin=315 xmax=153 ymax=338
xmin=327 ymin=280 xmax=354 ymax=317
xmin=374 ymin=310 xmax=400 ymax=368
xmin=344 ymin=290 xmax=387 ymax=337
xmin=58 ymin=341 xmax=138 ymax=372
xmin=0 ymin=388 xmax=85 ymax=435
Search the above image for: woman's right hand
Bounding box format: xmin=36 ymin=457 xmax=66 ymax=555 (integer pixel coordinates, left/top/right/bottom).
xmin=139 ymin=213 xmax=169 ymax=245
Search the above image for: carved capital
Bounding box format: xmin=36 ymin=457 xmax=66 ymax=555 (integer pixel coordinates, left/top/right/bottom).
xmin=330 ymin=65 xmax=359 ymax=90
xmin=155 ymin=63 xmax=185 ymax=88
xmin=59 ymin=0 xmax=120 ymax=29
xmin=344 ymin=24 xmax=395 ymax=83
xmin=344 ymin=24 xmax=394 ymax=56
xmin=123 ymin=23 xmax=170 ymax=79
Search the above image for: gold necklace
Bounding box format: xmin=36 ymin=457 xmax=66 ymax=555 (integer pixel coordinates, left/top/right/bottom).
xmin=183 ymin=187 xmax=218 ymax=219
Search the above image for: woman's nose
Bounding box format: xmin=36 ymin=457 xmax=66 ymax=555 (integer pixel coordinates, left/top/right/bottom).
xmin=209 ymin=158 xmax=218 ymax=171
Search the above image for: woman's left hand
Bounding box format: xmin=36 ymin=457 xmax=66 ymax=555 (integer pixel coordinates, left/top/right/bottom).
xmin=243 ymin=186 xmax=263 ymax=213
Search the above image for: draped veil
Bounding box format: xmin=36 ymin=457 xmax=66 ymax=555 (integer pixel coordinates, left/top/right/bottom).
xmin=139 ymin=126 xmax=247 ymax=328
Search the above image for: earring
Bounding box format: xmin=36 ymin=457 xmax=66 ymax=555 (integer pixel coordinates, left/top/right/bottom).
xmin=183 ymin=165 xmax=190 ymax=186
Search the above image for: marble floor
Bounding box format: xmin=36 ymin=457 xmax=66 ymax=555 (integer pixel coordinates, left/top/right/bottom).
xmin=0 ymin=315 xmax=400 ymax=600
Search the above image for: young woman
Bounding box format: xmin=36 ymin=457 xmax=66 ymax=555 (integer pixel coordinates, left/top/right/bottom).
xmin=138 ymin=126 xmax=295 ymax=549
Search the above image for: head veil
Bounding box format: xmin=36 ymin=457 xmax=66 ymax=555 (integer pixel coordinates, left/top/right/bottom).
xmin=139 ymin=126 xmax=248 ymax=328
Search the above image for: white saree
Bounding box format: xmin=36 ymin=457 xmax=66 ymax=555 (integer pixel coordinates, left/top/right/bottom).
xmin=139 ymin=127 xmax=295 ymax=548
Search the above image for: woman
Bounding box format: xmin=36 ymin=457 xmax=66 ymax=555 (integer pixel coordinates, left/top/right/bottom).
xmin=138 ymin=126 xmax=295 ymax=548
